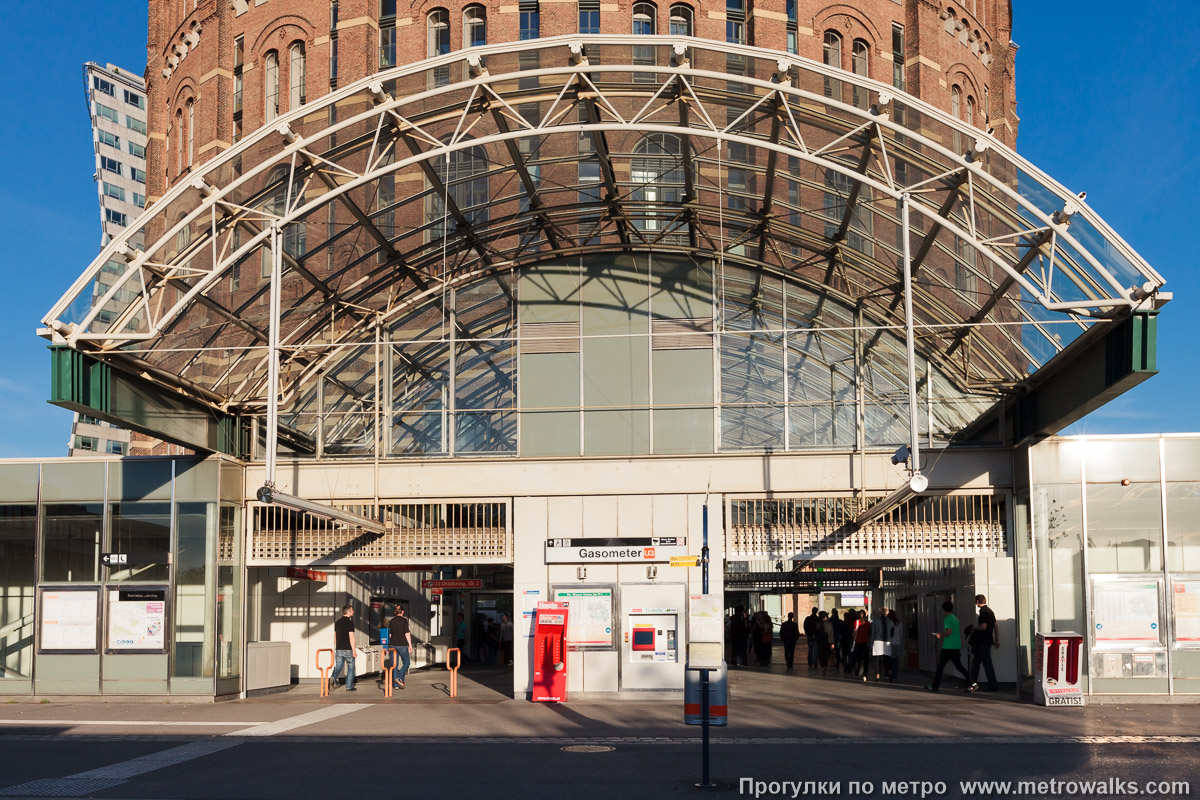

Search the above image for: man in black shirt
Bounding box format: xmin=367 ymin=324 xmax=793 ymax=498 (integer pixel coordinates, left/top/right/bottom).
xmin=779 ymin=612 xmax=801 ymax=669
xmin=387 ymin=606 xmax=413 ymax=689
xmin=330 ymin=604 xmax=358 ymax=691
xmin=967 ymin=594 xmax=1000 ymax=693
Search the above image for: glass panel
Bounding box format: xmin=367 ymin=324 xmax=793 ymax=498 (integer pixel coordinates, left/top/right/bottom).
xmin=1086 ymin=482 xmax=1162 ymax=573
xmin=1167 ymin=483 xmax=1200 ymax=572
xmin=0 ymin=505 xmax=36 ymax=680
xmin=1030 ymin=438 xmax=1082 ymax=484
xmin=1165 ymin=439 xmax=1200 ymax=483
xmin=1085 ymin=439 xmax=1161 ymax=483
xmin=108 ymin=501 xmax=171 ymax=583
xmin=174 ymin=502 xmax=215 ymax=679
xmin=216 ymin=505 xmax=243 ymax=693
xmin=1032 ymin=484 xmax=1084 ymax=633
xmin=42 ymin=503 xmax=103 ymax=583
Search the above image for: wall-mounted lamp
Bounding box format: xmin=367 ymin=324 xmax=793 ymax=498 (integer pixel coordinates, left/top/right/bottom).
xmin=647 ymin=565 xmax=658 ymax=580
xmin=576 ymin=566 xmax=587 ymax=581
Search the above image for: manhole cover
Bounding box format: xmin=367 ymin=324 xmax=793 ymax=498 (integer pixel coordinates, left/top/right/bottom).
xmin=561 ymin=745 xmax=616 ymax=753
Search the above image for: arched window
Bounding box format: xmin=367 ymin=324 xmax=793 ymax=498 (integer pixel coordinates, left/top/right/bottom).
xmin=175 ymin=109 xmax=183 ymax=175
xmin=632 ymin=2 xmax=656 ymax=34
xmin=966 ymin=95 xmax=975 ymax=126
xmin=427 ymin=9 xmax=450 ymax=56
xmin=289 ymin=42 xmax=306 ymax=107
xmin=428 ymin=8 xmax=451 ymax=85
xmin=851 ymin=39 xmax=869 ymax=110
xmin=951 ymin=85 xmax=961 ymax=119
xmin=261 ymin=166 xmax=306 ymax=277
xmin=785 ymin=0 xmax=797 ymax=53
xmin=669 ymin=4 xmax=692 ymax=36
xmin=175 ymin=211 xmax=192 ymax=254
xmin=186 ymin=99 xmax=194 ymax=167
xmin=426 ymin=143 xmax=489 ymax=241
xmin=264 ymin=50 xmax=279 ymax=123
xmin=822 ymin=31 xmax=842 ymax=100
xmin=631 ymin=133 xmax=687 ymax=243
xmin=463 ymin=5 xmax=486 ymax=47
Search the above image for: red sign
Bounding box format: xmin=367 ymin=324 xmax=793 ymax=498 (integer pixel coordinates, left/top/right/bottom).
xmin=420 ymin=579 xmax=483 ymax=589
xmin=286 ymin=567 xmax=328 ymax=582
xmin=431 ymin=588 xmax=444 ymax=596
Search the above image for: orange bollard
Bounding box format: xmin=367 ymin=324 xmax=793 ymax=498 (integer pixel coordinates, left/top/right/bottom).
xmin=316 ymin=648 xmax=334 ymax=697
xmin=446 ymin=647 xmax=461 ymax=698
xmin=380 ymin=647 xmax=398 ymax=698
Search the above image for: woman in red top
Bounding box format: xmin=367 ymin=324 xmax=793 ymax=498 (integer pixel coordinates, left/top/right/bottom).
xmin=852 ymin=610 xmax=872 ymax=680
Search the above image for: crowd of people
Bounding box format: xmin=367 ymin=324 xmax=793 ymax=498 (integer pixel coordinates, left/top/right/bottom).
xmin=726 ymin=594 xmax=1001 ymax=692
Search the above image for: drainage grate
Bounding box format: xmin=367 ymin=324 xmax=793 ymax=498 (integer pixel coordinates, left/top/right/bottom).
xmin=561 ymin=745 xmax=616 ymax=753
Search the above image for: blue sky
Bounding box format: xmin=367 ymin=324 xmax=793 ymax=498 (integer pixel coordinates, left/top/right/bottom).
xmin=0 ymin=1 xmax=1196 ymax=457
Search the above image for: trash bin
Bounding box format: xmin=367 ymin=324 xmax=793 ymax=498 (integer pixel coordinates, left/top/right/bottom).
xmin=684 ymin=661 xmax=728 ymax=726
xmin=1034 ymin=632 xmax=1084 ymax=706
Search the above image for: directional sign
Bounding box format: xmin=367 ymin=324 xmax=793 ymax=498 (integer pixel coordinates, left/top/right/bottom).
xmin=101 ymin=552 xmax=168 ymax=568
xmin=420 ymin=579 xmax=483 ymax=589
xmin=101 ymin=553 xmax=128 ymax=567
xmin=670 ymin=556 xmax=700 ymax=568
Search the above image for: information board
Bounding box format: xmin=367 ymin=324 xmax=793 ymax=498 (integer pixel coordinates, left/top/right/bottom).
xmin=553 ymin=587 xmax=614 ymax=648
xmin=107 ymin=589 xmax=167 ymax=651
xmin=40 ymin=589 xmax=99 ymax=652
xmin=1173 ymin=580 xmax=1200 ymax=644
xmin=1093 ymin=580 xmax=1160 ymax=646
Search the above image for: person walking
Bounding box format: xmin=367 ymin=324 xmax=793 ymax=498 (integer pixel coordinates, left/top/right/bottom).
xmin=828 ymin=609 xmax=843 ymax=671
xmin=729 ymin=606 xmax=749 ymax=667
xmin=780 ymin=612 xmax=801 ymax=669
xmin=815 ymin=610 xmax=834 ymax=675
xmin=870 ymin=606 xmax=893 ymax=682
xmin=751 ymin=609 xmax=773 ymax=666
xmin=926 ymin=601 xmax=970 ymax=693
xmin=802 ymin=608 xmax=819 ymax=669
xmin=852 ymin=610 xmax=872 ymax=679
xmin=839 ymin=608 xmax=857 ymax=673
xmin=329 ymin=604 xmax=358 ymax=692
xmin=454 ymin=612 xmax=468 ymax=665
xmin=886 ymin=608 xmax=904 ymax=682
xmin=499 ymin=613 xmax=514 ymax=666
xmin=387 ymin=605 xmax=413 ymax=690
xmin=967 ymin=594 xmax=1000 ymax=693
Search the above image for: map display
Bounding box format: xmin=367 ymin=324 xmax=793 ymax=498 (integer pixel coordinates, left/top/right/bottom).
xmin=554 ymin=587 xmax=614 ymax=648
xmin=107 ymin=590 xmax=167 ymax=651
xmin=1093 ymin=580 xmax=1160 ymax=645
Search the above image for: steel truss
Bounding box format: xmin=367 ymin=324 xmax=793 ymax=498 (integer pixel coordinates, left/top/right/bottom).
xmin=43 ymin=36 xmax=1167 ymax=418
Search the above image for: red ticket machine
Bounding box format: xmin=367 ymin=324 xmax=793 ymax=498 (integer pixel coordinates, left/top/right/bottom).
xmin=532 ymin=602 xmax=569 ymax=703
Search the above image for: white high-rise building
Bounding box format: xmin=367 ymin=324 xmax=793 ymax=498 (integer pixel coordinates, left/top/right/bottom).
xmin=70 ymin=63 xmax=149 ymax=456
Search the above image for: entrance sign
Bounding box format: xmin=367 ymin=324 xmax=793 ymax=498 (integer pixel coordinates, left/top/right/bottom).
xmin=1173 ymin=580 xmax=1200 ymax=644
xmin=545 ymin=537 xmax=687 ymax=563
xmin=40 ymin=589 xmax=99 ymax=652
xmin=1092 ymin=579 xmax=1160 ymax=645
xmin=107 ymin=589 xmax=167 ymax=651
xmin=421 ymin=579 xmax=483 ymax=589
xmin=553 ymin=587 xmax=615 ymax=648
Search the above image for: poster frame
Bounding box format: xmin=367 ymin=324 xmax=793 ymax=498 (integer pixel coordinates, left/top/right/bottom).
xmin=1170 ymin=574 xmax=1200 ymax=649
xmin=1089 ymin=574 xmax=1164 ymax=650
xmin=551 ymin=583 xmax=616 ymax=651
xmin=104 ymin=585 xmax=170 ymax=654
xmin=37 ymin=586 xmax=101 ymax=654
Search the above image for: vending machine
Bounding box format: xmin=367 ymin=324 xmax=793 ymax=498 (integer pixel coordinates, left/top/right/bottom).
xmin=1034 ymin=631 xmax=1084 ymax=706
xmin=532 ymin=601 xmax=569 ymax=702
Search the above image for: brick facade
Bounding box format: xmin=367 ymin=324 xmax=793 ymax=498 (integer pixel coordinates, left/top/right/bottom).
xmin=146 ymin=0 xmax=1017 ymax=198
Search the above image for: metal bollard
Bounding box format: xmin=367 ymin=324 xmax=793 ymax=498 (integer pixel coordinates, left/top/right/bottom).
xmin=316 ymin=649 xmax=334 ymax=697
xmin=447 ymin=647 xmax=461 ymax=698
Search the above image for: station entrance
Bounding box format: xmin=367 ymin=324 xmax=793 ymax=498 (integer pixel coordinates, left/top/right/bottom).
xmin=722 ymin=492 xmax=1013 ymax=683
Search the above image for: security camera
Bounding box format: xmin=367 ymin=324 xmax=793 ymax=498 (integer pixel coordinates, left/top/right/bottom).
xmin=256 ymin=485 xmax=273 ymax=504
xmin=891 ymin=445 xmax=910 ymax=466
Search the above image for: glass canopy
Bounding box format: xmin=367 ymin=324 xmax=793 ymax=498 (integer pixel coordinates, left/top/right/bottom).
xmin=42 ymin=36 xmax=1167 ymax=457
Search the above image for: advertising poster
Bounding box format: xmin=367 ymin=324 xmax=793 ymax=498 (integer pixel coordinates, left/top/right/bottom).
xmin=553 ymin=587 xmax=614 ymax=648
xmin=40 ymin=590 xmax=99 ymax=651
xmin=1093 ymin=580 xmax=1160 ymax=645
xmin=107 ymin=589 xmax=167 ymax=651
xmin=1173 ymin=581 xmax=1200 ymax=644
xmin=521 ymin=590 xmax=540 ymax=638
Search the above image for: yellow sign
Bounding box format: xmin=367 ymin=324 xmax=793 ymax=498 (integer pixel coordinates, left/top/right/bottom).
xmin=670 ymin=556 xmax=700 ymax=568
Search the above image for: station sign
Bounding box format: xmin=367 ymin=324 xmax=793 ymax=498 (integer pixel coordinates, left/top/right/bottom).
xmin=545 ymin=537 xmax=688 ymax=563
xmin=420 ymin=579 xmax=483 ymax=589
xmin=286 ymin=567 xmax=328 ymax=582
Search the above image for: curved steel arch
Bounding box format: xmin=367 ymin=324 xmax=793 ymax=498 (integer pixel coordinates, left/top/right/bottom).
xmin=43 ymin=35 xmax=1166 ymax=414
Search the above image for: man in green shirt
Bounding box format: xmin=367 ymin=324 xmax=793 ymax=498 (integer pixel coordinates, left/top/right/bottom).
xmin=926 ymin=601 xmax=970 ymax=693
